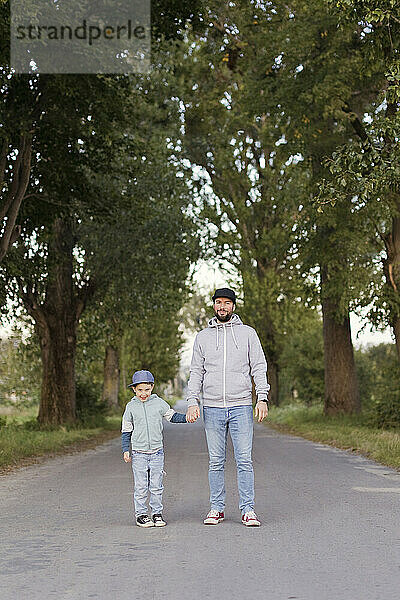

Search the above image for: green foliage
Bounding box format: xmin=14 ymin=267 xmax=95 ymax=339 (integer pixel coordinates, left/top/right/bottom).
xmin=151 ymin=0 xmax=204 ymax=41
xmin=375 ymin=388 xmax=400 ymax=429
xmin=279 ymin=309 xmax=325 ymax=405
xmin=178 ymin=3 xmax=314 ymax=389
xmin=355 ymin=343 xmax=400 ymax=427
xmin=0 ymin=328 xmax=41 ymax=406
xmin=122 ymin=309 xmax=184 ymax=388
xmin=0 ymin=32 xmax=201 ymax=422
xmin=75 ymin=376 xmax=107 ymax=426
xmin=180 ymin=291 xmax=213 ymax=333
xmin=319 ymin=0 xmax=400 ymax=337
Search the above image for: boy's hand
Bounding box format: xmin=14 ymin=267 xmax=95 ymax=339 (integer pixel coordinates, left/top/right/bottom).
xmin=186 ymin=405 xmax=200 ymax=423
xmin=255 ymin=401 xmax=268 ymax=422
xmin=123 ymin=451 xmax=131 ymax=463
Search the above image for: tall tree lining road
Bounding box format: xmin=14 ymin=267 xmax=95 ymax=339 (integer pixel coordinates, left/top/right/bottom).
xmin=1 ymin=404 xmax=399 ymax=600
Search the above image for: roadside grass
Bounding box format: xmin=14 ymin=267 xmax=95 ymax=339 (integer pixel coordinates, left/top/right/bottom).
xmin=267 ymin=404 xmax=400 ymax=470
xmin=0 ymin=393 xmax=180 ymax=474
xmin=0 ymin=408 xmax=121 ymax=473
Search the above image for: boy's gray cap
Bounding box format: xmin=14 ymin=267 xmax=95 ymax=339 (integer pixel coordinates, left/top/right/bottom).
xmin=212 ymin=288 xmax=236 ymax=304
xmin=128 ymin=370 xmax=154 ymax=387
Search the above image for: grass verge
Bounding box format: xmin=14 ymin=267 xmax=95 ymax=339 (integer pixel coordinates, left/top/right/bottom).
xmin=267 ymin=404 xmax=400 ymax=470
xmin=0 ymin=412 xmax=121 ymax=474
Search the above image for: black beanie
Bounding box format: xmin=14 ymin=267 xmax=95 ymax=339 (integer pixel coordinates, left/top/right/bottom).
xmin=212 ymin=288 xmax=237 ymax=304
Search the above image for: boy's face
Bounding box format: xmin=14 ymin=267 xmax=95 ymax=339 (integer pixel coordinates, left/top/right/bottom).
xmin=134 ymin=383 xmax=154 ymax=402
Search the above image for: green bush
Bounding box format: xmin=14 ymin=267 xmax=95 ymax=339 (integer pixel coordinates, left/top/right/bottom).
xmin=75 ymin=377 xmax=107 ymax=427
xmin=355 ymin=344 xmax=400 ymax=428
xmin=279 ymin=312 xmax=324 ymax=405
xmin=372 ymin=359 xmax=400 ymax=428
xmin=374 ymin=391 xmax=400 ymax=428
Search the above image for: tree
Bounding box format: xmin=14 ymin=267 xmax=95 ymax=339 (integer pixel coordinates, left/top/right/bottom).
xmin=0 ymin=72 xmax=170 ymax=423
xmin=80 ymin=176 xmax=199 ymax=410
xmin=179 ymin=2 xmax=309 ymax=405
xmin=321 ymin=1 xmax=400 ymax=361
xmin=0 ymin=0 xmax=204 ymax=265
xmin=238 ymin=0 xmax=380 ymax=414
xmin=0 ymin=1 xmax=203 ymax=424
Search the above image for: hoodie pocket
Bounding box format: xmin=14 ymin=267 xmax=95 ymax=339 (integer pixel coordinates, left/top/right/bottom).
xmin=203 ymin=371 xmax=222 ymax=400
xmin=225 ymin=372 xmax=251 ymax=399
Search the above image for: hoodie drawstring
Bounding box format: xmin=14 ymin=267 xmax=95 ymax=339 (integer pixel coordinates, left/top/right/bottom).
xmin=215 ymin=322 xmax=239 ymax=350
xmin=230 ymin=323 xmax=239 ymax=349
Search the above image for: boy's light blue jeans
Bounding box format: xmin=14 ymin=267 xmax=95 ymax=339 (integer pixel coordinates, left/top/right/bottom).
xmin=131 ymin=448 xmax=164 ymax=517
xmin=203 ymin=405 xmax=254 ymax=515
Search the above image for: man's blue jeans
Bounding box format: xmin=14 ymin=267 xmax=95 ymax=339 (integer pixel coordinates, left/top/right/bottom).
xmin=131 ymin=448 xmax=164 ymax=517
xmin=203 ymin=405 xmax=254 ymax=515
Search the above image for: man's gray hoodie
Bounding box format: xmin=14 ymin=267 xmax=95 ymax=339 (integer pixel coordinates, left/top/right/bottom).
xmin=186 ymin=314 xmax=270 ymax=408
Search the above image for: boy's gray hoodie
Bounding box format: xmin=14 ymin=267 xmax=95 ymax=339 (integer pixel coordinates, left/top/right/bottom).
xmin=186 ymin=314 xmax=270 ymax=408
xmin=121 ymin=394 xmax=186 ymax=453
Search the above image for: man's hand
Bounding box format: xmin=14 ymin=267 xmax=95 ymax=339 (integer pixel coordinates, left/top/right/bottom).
xmin=186 ymin=405 xmax=200 ymax=423
xmin=123 ymin=451 xmax=131 ymax=463
xmin=255 ymin=401 xmax=268 ymax=422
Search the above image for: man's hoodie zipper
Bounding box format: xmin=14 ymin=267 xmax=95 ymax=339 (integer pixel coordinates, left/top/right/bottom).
xmin=223 ymin=324 xmax=227 ymax=407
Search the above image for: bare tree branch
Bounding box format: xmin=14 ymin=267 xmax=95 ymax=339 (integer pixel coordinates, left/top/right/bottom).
xmin=0 ymin=133 xmax=32 ymax=261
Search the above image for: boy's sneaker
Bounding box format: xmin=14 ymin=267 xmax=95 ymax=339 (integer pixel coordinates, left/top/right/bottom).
xmin=152 ymin=514 xmax=167 ymax=527
xmin=136 ymin=515 xmax=154 ymax=528
xmin=203 ymin=510 xmax=224 ymax=525
xmin=242 ymin=510 xmax=261 ymax=527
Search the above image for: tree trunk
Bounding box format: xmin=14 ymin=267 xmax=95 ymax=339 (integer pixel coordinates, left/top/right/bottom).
xmin=101 ymin=344 xmax=120 ymax=410
xmin=37 ymin=315 xmax=77 ymax=425
xmin=382 ymin=214 xmax=400 ymax=363
xmin=321 ymin=269 xmax=360 ymax=415
xmin=393 ymin=317 xmax=400 ymax=364
xmin=35 ymin=219 xmax=79 ymax=425
xmin=267 ymin=359 xmax=279 ymax=407
xmin=19 ymin=218 xmax=91 ymax=426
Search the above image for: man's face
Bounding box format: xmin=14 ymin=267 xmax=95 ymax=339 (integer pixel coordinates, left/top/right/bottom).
xmin=134 ymin=383 xmax=154 ymax=401
xmin=213 ymin=297 xmax=234 ymax=322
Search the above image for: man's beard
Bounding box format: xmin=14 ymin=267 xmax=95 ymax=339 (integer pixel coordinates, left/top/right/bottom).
xmin=214 ymin=309 xmax=233 ymax=322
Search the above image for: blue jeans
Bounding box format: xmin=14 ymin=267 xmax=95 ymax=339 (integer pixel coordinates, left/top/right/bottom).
xmin=131 ymin=448 xmax=164 ymax=517
xmin=203 ymin=405 xmax=254 ymax=515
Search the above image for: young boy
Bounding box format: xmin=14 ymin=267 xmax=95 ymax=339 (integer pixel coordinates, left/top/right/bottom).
xmin=121 ymin=369 xmax=188 ymax=528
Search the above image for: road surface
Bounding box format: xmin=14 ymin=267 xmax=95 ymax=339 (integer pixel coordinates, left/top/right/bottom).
xmin=1 ymin=401 xmax=399 ymax=600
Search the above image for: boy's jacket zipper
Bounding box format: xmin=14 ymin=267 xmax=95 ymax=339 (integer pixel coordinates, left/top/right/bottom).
xmin=143 ymin=401 xmax=151 ymax=451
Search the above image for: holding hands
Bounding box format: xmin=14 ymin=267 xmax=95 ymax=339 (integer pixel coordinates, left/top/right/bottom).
xmin=186 ymin=405 xmax=200 ymax=423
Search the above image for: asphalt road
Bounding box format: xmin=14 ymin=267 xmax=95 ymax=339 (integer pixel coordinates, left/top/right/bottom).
xmin=1 ymin=401 xmax=399 ymax=600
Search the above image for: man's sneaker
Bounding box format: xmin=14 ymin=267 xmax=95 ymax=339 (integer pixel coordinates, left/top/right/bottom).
xmin=152 ymin=514 xmax=167 ymax=527
xmin=242 ymin=510 xmax=261 ymax=527
xmin=136 ymin=515 xmax=154 ymax=528
xmin=203 ymin=510 xmax=224 ymax=525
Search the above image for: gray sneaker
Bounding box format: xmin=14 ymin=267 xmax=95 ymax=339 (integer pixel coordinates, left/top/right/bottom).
xmin=152 ymin=514 xmax=167 ymax=527
xmin=136 ymin=515 xmax=154 ymax=528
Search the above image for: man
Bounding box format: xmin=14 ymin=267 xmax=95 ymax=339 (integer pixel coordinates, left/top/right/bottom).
xmin=186 ymin=287 xmax=270 ymax=527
